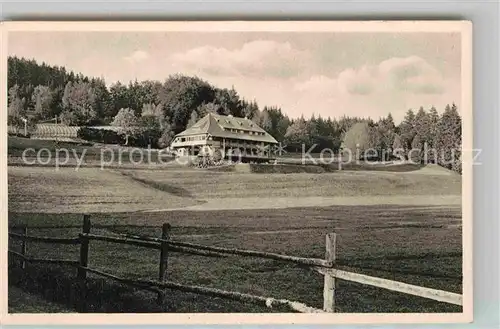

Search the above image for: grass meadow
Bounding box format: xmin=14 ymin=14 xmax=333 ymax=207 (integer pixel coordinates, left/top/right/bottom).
xmin=8 ymin=161 xmax=463 ymax=313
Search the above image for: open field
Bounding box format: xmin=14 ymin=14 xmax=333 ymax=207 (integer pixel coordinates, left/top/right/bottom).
xmin=8 ymin=163 xmax=462 ymax=313
xmin=8 ymin=164 xmax=461 ymax=213
xmin=9 ymin=204 xmax=462 ymax=313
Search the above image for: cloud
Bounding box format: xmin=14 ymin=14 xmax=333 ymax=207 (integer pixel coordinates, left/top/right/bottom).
xmin=124 ymin=50 xmax=150 ymax=63
xmin=188 ymin=55 xmax=458 ymax=123
xmin=378 ymin=56 xmax=445 ymax=94
xmin=291 ymin=56 xmax=457 ymax=121
xmin=168 ymin=40 xmax=310 ymax=78
xmin=297 ymin=56 xmax=445 ymax=98
xmin=295 ymin=56 xmax=448 ymax=96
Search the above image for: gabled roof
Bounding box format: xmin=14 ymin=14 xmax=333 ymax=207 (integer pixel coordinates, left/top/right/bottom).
xmin=175 ymin=113 xmax=278 ymax=144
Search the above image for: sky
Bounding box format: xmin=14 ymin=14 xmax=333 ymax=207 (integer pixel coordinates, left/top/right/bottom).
xmin=8 ymin=31 xmax=461 ymax=122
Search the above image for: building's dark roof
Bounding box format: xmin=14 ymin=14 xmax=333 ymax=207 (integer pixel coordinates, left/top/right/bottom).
xmin=175 ymin=113 xmax=278 ymax=144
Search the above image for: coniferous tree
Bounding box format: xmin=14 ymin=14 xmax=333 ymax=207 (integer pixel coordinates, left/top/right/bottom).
xmin=410 ymin=134 xmax=423 ymax=164
xmin=242 ymin=99 xmax=259 ymax=119
xmin=392 ymin=133 xmax=405 ymax=161
xmin=413 ymin=107 xmax=432 ymax=163
xmin=398 ymin=109 xmax=417 ymax=159
xmin=257 ymin=108 xmax=273 ymax=133
xmin=428 ymin=106 xmax=440 ymax=148
xmin=435 ymin=104 xmax=461 ymax=170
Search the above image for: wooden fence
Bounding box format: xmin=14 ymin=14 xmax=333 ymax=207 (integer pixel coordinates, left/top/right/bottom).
xmin=8 ymin=214 xmax=463 ymax=313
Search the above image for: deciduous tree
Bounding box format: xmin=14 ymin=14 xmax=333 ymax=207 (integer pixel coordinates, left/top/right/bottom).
xmin=8 ymin=84 xmax=27 ymax=132
xmin=61 ymin=81 xmax=97 ymax=125
xmin=111 ymin=108 xmax=139 ymax=145
xmin=342 ymin=121 xmax=376 ymax=159
xmin=284 ymin=116 xmax=311 ymax=152
xmin=186 ymin=110 xmax=199 ymax=128
xmin=159 ymin=74 xmax=215 ymax=133
xmin=31 ymin=85 xmax=53 ymax=119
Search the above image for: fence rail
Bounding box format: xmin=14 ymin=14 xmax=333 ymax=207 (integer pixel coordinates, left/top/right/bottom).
xmin=315 ymin=267 xmax=462 ymax=306
xmin=8 ymin=232 xmax=80 ymax=245
xmin=118 ymin=232 xmax=332 ymax=268
xmin=8 ymin=214 xmax=463 ymax=312
xmin=82 ymin=266 xmax=324 ymax=313
xmin=8 ymin=250 xmax=80 ymax=267
xmin=81 ymin=233 xmax=162 ymax=250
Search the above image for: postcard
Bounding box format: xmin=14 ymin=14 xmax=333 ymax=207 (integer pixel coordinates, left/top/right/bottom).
xmin=1 ymin=20 xmax=473 ymax=325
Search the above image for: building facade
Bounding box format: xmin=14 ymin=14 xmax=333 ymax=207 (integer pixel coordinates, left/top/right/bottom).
xmin=170 ymin=113 xmax=279 ymax=161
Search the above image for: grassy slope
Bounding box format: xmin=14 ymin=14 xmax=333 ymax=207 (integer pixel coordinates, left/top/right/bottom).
xmin=8 ymin=164 xmax=463 ymax=313
xmin=8 ymin=167 xmax=202 ymax=213
xmin=126 ymin=166 xmax=461 ymax=199
xmin=7 ymin=136 xmax=174 ymax=167
xmin=8 ymin=165 xmax=461 ymax=213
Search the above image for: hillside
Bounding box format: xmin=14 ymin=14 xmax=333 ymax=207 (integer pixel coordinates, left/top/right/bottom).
xmin=8 ymin=165 xmax=461 ymax=214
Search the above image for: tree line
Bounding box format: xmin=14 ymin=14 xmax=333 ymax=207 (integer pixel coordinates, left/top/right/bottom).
xmin=7 ymin=56 xmax=462 ymax=173
xmin=341 ymin=105 xmax=461 ymax=173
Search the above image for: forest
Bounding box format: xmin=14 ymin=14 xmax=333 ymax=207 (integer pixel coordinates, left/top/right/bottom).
xmin=7 ymin=56 xmax=462 ymax=173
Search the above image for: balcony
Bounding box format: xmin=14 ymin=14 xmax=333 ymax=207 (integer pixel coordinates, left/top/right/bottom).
xmin=171 ymin=140 xmax=220 ymax=148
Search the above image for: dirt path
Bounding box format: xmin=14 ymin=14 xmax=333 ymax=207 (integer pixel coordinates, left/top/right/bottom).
xmin=143 ymin=195 xmax=461 ymax=212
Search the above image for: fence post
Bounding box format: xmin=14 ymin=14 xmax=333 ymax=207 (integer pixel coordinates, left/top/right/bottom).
xmin=157 ymin=223 xmax=171 ymax=305
xmin=20 ymin=226 xmax=27 ymax=270
xmin=323 ymin=233 xmax=336 ymax=312
xmin=77 ymin=214 xmax=91 ymax=312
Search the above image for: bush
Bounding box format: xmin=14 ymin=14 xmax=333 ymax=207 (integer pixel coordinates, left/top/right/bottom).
xmin=78 ymin=126 xmax=165 ymax=148
xmin=8 ymin=132 xmax=31 ymax=138
xmin=77 ymin=127 xmax=124 ymax=144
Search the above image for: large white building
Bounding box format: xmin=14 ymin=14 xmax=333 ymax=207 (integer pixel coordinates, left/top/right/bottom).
xmin=170 ymin=113 xmax=279 ymax=162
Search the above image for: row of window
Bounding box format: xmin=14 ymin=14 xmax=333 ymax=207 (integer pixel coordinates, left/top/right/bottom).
xmin=173 ymin=135 xmax=269 ymax=145
xmin=225 ymin=140 xmax=264 ymax=146
xmin=173 ymin=128 xmax=266 ymax=144
xmin=224 ymin=128 xmax=265 ymax=136
xmin=175 ymin=135 xmax=207 ymax=142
